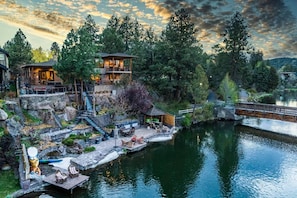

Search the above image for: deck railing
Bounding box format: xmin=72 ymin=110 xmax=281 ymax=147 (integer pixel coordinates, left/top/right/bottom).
xmin=236 ymin=102 xmax=297 ymax=116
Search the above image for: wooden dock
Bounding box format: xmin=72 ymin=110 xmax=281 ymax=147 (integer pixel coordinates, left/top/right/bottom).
xmin=122 ymin=142 xmax=147 ymax=153
xmin=43 ymin=173 xmax=89 ymax=194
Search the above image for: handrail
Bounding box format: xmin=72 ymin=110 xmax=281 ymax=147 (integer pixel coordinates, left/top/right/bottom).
xmin=236 ymin=102 xmax=297 ymax=116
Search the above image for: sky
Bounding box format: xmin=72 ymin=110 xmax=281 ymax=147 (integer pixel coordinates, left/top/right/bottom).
xmin=0 ymin=0 xmax=296 ymax=59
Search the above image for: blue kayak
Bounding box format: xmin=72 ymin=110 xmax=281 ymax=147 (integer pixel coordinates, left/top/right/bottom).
xmin=39 ymin=159 xmax=63 ymax=164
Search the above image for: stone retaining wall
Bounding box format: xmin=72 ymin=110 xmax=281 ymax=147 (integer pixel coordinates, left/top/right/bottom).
xmin=19 ymin=93 xmax=68 ymax=111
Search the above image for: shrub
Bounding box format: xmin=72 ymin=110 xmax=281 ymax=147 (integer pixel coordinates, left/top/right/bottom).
xmin=62 ymin=138 xmax=74 ymax=146
xmin=258 ymin=94 xmax=276 ymax=104
xmin=84 ymin=146 xmax=95 ymax=153
xmin=181 ymin=114 xmax=192 ymax=128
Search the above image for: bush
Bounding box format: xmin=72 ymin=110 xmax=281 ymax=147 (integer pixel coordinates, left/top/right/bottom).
xmin=258 ymin=94 xmax=276 ymax=104
xmin=62 ymin=138 xmax=74 ymax=146
xmin=181 ymin=114 xmax=192 ymax=128
xmin=84 ymin=146 xmax=95 ymax=153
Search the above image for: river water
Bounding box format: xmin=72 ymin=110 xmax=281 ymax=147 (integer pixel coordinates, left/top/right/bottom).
xmin=39 ymin=121 xmax=297 ymax=198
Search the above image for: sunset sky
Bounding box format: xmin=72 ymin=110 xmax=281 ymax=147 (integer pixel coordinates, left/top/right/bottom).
xmin=0 ymin=0 xmax=296 ymax=59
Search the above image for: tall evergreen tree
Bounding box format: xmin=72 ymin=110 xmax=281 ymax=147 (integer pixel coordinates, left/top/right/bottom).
xmin=253 ymin=61 xmax=279 ymax=92
xmin=190 ymin=65 xmax=209 ymax=104
xmin=50 ymin=42 xmax=60 ymax=58
xmin=3 ymin=29 xmax=32 ymax=78
xmin=153 ymin=8 xmax=203 ymax=101
xmin=218 ymin=12 xmax=252 ymax=87
xmin=54 ymin=16 xmax=98 ymax=105
xmin=118 ymin=15 xmax=134 ymax=51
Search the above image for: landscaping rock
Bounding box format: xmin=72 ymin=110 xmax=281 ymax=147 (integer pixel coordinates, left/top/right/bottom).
xmin=0 ymin=108 xmax=8 ymax=120
xmin=63 ymin=106 xmax=77 ymax=121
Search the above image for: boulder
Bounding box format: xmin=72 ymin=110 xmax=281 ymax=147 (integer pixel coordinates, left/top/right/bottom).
xmin=64 ymin=106 xmax=77 ymax=121
xmin=0 ymin=109 xmax=8 ymax=121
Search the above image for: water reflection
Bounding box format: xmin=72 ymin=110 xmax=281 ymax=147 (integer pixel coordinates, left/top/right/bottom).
xmin=101 ymin=131 xmax=205 ymax=198
xmin=29 ymin=121 xmax=297 ymax=198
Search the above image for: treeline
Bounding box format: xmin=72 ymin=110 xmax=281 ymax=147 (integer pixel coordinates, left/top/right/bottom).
xmin=2 ymin=9 xmax=285 ymax=104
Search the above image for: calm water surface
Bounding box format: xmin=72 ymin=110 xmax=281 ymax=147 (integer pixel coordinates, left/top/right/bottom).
xmin=43 ymin=121 xmax=297 ymax=198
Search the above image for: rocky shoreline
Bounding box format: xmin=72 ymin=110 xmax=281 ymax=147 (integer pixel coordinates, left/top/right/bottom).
xmin=7 ymin=126 xmax=178 ymax=198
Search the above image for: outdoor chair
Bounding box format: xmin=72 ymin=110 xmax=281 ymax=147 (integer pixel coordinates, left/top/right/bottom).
xmin=68 ymin=165 xmax=79 ymax=178
xmin=55 ymin=170 xmax=67 ymax=184
xmin=121 ymin=140 xmax=134 ymax=148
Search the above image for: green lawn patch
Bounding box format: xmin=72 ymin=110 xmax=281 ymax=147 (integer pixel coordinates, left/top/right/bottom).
xmin=0 ymin=170 xmax=20 ymax=198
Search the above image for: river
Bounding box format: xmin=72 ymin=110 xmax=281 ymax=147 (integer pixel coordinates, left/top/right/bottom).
xmin=28 ymin=121 xmax=297 ymax=198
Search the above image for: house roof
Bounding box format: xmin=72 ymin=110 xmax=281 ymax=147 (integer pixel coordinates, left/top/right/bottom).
xmin=144 ymin=106 xmax=166 ymax=116
xmin=21 ymin=59 xmax=57 ymax=68
xmin=0 ymin=48 xmax=9 ymax=57
xmin=0 ymin=64 xmax=8 ymax=71
xmin=98 ymin=53 xmax=137 ymax=59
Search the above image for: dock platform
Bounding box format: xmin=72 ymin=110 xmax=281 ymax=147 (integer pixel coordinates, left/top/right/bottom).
xmin=43 ymin=173 xmax=89 ymax=194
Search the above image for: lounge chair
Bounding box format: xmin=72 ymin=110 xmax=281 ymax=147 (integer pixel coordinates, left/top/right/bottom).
xmin=121 ymin=140 xmax=134 ymax=148
xmin=136 ymin=136 xmax=144 ymax=144
xmin=68 ymin=165 xmax=79 ymax=178
xmin=55 ymin=170 xmax=67 ymax=184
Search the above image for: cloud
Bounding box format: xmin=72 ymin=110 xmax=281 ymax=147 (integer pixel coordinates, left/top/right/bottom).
xmin=0 ymin=0 xmax=296 ymax=58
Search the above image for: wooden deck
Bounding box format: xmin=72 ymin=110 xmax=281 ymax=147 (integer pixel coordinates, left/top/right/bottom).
xmin=43 ymin=173 xmax=89 ymax=194
xmin=236 ymin=102 xmax=297 ymax=123
xmin=122 ymin=142 xmax=147 ymax=153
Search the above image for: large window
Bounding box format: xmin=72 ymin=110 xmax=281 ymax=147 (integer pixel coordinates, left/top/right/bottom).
xmin=0 ymin=54 xmax=5 ymax=66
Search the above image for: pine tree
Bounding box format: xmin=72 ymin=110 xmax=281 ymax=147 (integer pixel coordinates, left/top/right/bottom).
xmin=220 ymin=12 xmax=252 ymax=86
xmin=153 ymin=8 xmax=203 ymax=101
xmin=3 ymin=29 xmax=32 ymax=78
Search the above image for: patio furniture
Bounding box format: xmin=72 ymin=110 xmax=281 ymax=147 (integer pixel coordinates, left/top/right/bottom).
xmin=68 ymin=165 xmax=79 ymax=178
xmin=55 ymin=170 xmax=67 ymax=184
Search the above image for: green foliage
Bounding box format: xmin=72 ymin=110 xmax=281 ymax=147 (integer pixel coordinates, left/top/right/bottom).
xmin=3 ymin=28 xmax=33 ymax=76
xmin=150 ymin=8 xmax=204 ymax=101
xmin=62 ymin=138 xmax=74 ymax=146
xmin=181 ymin=114 xmax=192 ymax=128
xmin=257 ymin=94 xmax=276 ymax=104
xmin=0 ymin=170 xmax=20 ymax=198
xmin=84 ymin=146 xmax=96 ymax=153
xmin=50 ymin=42 xmax=60 ymax=56
xmin=219 ymin=73 xmax=238 ymax=104
xmin=22 ymin=110 xmax=41 ymax=124
xmin=100 ymin=28 xmax=124 ymax=53
xmin=214 ymin=12 xmax=252 ymax=87
xmin=193 ymin=103 xmax=214 ymax=122
xmin=253 ymin=61 xmax=279 ymax=92
xmin=32 ymin=47 xmax=52 ymax=63
xmin=0 ymin=127 xmax=4 ymax=137
xmin=54 ymin=15 xmax=99 ymax=104
xmin=21 ymin=138 xmax=32 ymax=148
xmin=190 ymin=65 xmax=209 ymax=104
xmin=155 ymin=101 xmax=190 ymax=115
xmin=0 ymin=101 xmax=14 ymax=118
xmin=62 ymin=133 xmax=89 ymax=146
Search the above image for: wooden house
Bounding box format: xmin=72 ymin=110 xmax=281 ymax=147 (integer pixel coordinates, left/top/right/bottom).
xmin=0 ymin=48 xmax=10 ymax=89
xmin=21 ymin=59 xmax=63 ymax=86
xmin=93 ymin=53 xmax=137 ymax=95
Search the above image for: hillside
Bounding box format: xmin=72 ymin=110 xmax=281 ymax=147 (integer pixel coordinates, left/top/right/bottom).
xmin=267 ymin=57 xmax=297 ymax=70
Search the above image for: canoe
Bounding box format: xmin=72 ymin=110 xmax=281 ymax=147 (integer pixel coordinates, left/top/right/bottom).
xmin=39 ymin=159 xmax=63 ymax=164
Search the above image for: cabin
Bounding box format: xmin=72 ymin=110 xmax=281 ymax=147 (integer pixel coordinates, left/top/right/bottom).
xmin=93 ymin=53 xmax=137 ymax=96
xmin=20 ymin=53 xmax=136 ymax=96
xmin=21 ymin=59 xmax=63 ymax=86
xmin=0 ymin=48 xmax=10 ymax=90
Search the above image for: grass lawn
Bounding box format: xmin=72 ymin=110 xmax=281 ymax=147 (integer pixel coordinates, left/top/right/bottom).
xmin=0 ymin=170 xmax=20 ymax=198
